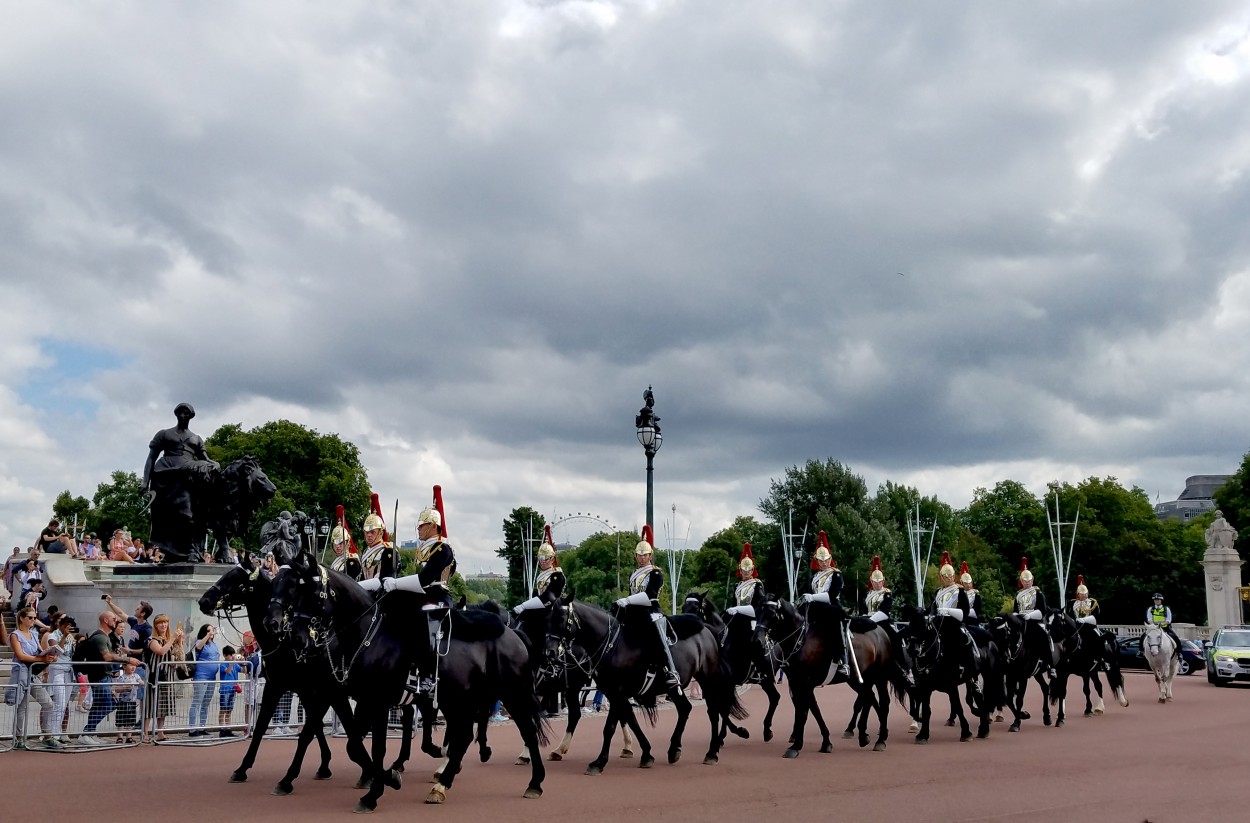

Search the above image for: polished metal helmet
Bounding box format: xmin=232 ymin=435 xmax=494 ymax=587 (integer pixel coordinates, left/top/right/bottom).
xmin=635 ymin=524 xmax=655 ymax=557
xmin=939 ymin=551 xmax=955 ymax=580
xmin=959 ymin=561 xmax=972 ymax=586
xmin=1075 ymin=574 xmax=1088 ymax=596
xmin=418 ymin=507 xmax=442 ymax=528
xmin=868 ymin=555 xmax=885 ymax=584
xmin=1018 ymin=557 xmax=1033 ymax=586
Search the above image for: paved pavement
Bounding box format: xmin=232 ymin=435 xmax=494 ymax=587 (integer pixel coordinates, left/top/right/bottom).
xmin=7 ymin=670 xmax=1243 ymax=821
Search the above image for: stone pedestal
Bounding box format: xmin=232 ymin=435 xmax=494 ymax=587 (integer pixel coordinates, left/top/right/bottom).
xmin=1202 ymin=545 xmax=1245 ymax=630
xmin=37 ymin=554 xmax=252 ymax=648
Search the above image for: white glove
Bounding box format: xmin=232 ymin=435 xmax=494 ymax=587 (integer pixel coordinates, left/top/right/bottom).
xmin=1078 ymin=615 xmax=1096 ymax=625
xmin=1023 ymin=609 xmax=1043 ymax=621
xmin=614 ymin=597 xmax=628 ymax=608
xmin=382 ymin=577 xmax=397 ymax=593
xmin=938 ymin=607 xmax=964 ymax=620
xmin=799 ymin=594 xmax=813 ymax=604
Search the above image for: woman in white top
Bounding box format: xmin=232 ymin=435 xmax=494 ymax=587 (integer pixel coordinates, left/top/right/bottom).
xmin=41 ymin=614 xmax=78 ymax=745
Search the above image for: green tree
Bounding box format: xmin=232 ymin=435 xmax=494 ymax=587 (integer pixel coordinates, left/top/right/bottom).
xmin=960 ymin=480 xmax=1049 ymax=599
xmin=558 ymin=531 xmax=636 ymax=609
xmin=497 ymin=507 xmax=546 ymax=607
xmin=870 ymin=481 xmax=961 ymax=606
xmin=88 ymin=471 xmax=150 ymax=544
xmin=463 ymin=576 xmax=507 ymax=604
xmin=1213 ymin=451 xmax=1250 ymax=559
xmin=52 ymin=490 xmax=92 ymax=533
xmin=205 ymin=420 xmax=371 ymax=547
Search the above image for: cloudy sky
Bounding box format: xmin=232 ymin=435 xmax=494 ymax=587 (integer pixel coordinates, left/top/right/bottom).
xmin=4 ymin=1 xmax=1250 ymax=572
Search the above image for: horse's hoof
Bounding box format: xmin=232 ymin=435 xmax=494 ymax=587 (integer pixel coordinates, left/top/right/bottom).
xmin=353 ymin=801 xmax=376 ymax=815
xmin=977 ymin=727 xmax=990 ymax=739
xmin=1019 ymin=710 xmax=1031 ymax=720
xmin=960 ymin=733 xmax=972 ymax=742
xmin=783 ymin=748 xmax=800 ymax=759
xmin=548 ymin=751 xmax=562 ymax=762
xmin=515 ymin=755 xmax=530 ymax=765
xmin=763 ymin=729 xmax=773 ymax=743
xmin=907 ymin=722 xmax=919 ymax=734
xmin=523 ymin=786 xmax=543 ymax=799
xmin=1158 ymin=697 xmax=1167 ymax=703
xmin=732 ymin=727 xmax=749 ymax=739
xmin=1056 ymin=719 xmax=1064 ymax=728
xmin=619 ymin=750 xmax=634 ymax=759
xmin=667 ymin=748 xmax=681 ymax=764
xmin=229 ymin=771 xmax=247 ymax=783
xmin=1009 ymin=724 xmax=1020 ymax=733
xmin=873 ymin=741 xmax=887 ymax=752
xmin=384 ymin=770 xmax=402 ymax=790
xmin=842 ymin=730 xmax=855 ymax=739
xmin=639 ymin=754 xmax=655 ymax=769
xmin=993 ymin=713 xmax=1004 ymax=722
xmin=944 ymin=719 xmax=955 ymax=727
xmin=702 ymin=754 xmax=718 ymax=765
xmin=819 ymin=742 xmax=833 ymax=754
xmin=394 ymin=764 xmax=405 ymax=774
xmin=858 ymin=735 xmax=869 ymax=749
xmin=426 ymin=784 xmax=447 ymax=805
xmin=1093 ymin=708 xmax=1104 ymax=716
xmin=1043 ymin=717 xmax=1052 ymax=727
xmin=354 ymin=778 xmax=369 ymax=790
xmin=272 ymin=783 xmax=293 ymax=797
xmin=480 ymin=747 xmax=492 ymax=763
xmin=1083 ymin=710 xmax=1093 ymax=718
xmin=585 ymin=764 xmax=603 ymax=775
xmin=915 ymin=737 xmax=929 ymax=745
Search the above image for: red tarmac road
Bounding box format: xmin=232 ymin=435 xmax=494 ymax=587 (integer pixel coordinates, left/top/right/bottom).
xmin=10 ymin=671 xmax=1245 ymax=822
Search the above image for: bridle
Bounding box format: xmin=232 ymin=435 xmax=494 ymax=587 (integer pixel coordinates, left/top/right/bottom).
xmin=545 ymin=600 xmax=617 ymax=682
xmin=759 ymin=599 xmax=807 ymax=669
xmin=268 ymin=565 xmax=379 ymax=681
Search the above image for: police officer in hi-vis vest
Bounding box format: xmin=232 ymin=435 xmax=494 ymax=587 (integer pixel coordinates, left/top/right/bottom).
xmin=1146 ymin=592 xmax=1182 ymax=661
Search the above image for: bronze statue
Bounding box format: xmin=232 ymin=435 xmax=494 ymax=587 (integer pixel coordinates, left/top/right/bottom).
xmin=143 ymin=403 xmax=275 ymax=563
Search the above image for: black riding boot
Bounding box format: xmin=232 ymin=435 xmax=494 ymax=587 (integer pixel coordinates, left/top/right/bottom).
xmin=651 ymin=613 xmax=682 ymax=694
xmin=418 ymin=609 xmax=447 ymax=697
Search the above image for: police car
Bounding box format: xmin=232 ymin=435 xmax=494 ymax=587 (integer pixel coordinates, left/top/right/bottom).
xmin=1205 ymin=626 xmax=1250 ymax=686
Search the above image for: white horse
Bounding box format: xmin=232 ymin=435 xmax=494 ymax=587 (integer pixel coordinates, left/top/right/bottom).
xmin=1141 ymin=625 xmax=1178 ymax=703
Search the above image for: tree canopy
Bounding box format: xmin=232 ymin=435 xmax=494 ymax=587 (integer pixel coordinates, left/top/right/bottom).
xmin=205 ymin=419 xmax=371 ymax=548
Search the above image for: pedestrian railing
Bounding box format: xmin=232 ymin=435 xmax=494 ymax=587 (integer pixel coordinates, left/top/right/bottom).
xmin=5 ymin=660 xmax=146 ymax=751
xmin=150 ymin=659 xmax=255 ymax=746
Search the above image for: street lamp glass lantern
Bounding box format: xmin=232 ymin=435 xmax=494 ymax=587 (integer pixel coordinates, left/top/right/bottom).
xmin=319 ymin=523 xmax=330 ymax=536
xmin=303 ymin=523 xmax=314 ymax=536
xmin=637 ymin=424 xmax=657 ymax=450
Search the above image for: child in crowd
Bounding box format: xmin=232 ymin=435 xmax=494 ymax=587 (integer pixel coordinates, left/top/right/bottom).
xmin=113 ymin=660 xmax=143 ymax=743
xmin=218 ymin=645 xmax=241 ymax=738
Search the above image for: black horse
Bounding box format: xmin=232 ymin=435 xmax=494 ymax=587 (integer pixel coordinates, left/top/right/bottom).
xmin=757 ymin=596 xmax=908 ymax=755
xmin=901 ymin=606 xmax=996 ymax=743
xmin=989 ymin=612 xmax=1060 ymax=731
xmin=198 ymin=558 xmax=374 ymax=794
xmin=1047 ymin=612 xmax=1129 ymax=722
xmin=267 ymin=563 xmax=549 ymax=811
xmin=685 ymin=589 xmax=782 ymax=744
xmin=509 ymin=588 xmax=596 ymax=764
xmin=545 ymin=588 xmax=747 ymax=773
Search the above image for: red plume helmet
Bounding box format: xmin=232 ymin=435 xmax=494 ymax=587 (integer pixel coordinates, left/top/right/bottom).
xmin=811 ymin=530 xmax=833 ymax=570
xmin=433 ymin=485 xmax=447 ymax=538
xmin=1018 ymin=556 xmax=1031 ymax=589
xmin=635 ymin=524 xmax=655 ymax=556
xmin=335 ymin=504 xmax=359 ymax=555
xmin=542 ymin=524 xmax=558 ymax=568
xmin=869 ymin=555 xmax=884 ymax=583
xmin=939 ymin=551 xmax=954 ymax=578
xmin=959 ymin=561 xmax=969 ymax=575
xmin=737 ymin=542 xmax=757 ymax=579
xmin=368 ymin=493 xmax=391 ymax=543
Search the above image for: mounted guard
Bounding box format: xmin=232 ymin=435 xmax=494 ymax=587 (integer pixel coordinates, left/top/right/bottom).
xmin=799 ymin=530 xmax=850 ymax=682
xmin=329 ymin=504 xmax=363 ymax=581
xmin=726 ymin=542 xmax=762 ymax=619
xmin=514 ymin=524 xmax=565 ymax=614
xmin=613 ymin=525 xmax=681 ymax=693
xmin=358 ymin=486 xmax=458 ymax=698
xmin=930 ymin=551 xmax=980 ymax=680
xmin=1015 ymin=557 xmax=1057 ymax=681
xmin=861 ymin=555 xmax=912 ymax=684
xmin=359 ymin=493 xmax=398 ymax=580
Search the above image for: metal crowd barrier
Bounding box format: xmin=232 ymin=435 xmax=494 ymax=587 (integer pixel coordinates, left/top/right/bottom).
xmin=4 ymin=660 xmax=146 ymax=751
xmin=151 ymin=658 xmax=255 ymax=746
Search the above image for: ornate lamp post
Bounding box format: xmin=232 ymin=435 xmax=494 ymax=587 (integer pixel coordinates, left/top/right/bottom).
xmin=635 ymin=386 xmax=663 ymax=531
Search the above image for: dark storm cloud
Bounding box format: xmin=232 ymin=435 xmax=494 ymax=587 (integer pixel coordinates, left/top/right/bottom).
xmin=2 ymin=1 xmax=1249 ymax=564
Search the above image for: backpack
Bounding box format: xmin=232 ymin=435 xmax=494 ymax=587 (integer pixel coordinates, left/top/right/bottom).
xmin=71 ymin=630 xmax=104 ymax=679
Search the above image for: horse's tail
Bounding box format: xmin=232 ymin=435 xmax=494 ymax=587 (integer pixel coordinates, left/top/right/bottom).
xmin=981 ymin=644 xmax=1006 ymax=714
xmin=717 ymin=648 xmax=750 ymax=721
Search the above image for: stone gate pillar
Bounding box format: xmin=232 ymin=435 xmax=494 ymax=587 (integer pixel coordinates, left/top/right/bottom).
xmin=1202 ymin=511 xmax=1244 ymax=629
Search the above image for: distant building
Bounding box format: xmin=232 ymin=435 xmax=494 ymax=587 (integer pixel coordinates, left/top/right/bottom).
xmin=1154 ymin=474 xmax=1233 ymax=522
xmin=466 ymin=571 xmax=508 ymax=581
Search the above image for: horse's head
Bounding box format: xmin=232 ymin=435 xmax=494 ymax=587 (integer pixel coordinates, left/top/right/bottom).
xmin=199 ymin=563 xmax=265 ymax=616
xmin=681 ymin=591 xmax=706 ymax=617
xmin=543 ymin=587 xmax=581 ymax=668
xmin=265 ymin=561 xmax=330 ymax=656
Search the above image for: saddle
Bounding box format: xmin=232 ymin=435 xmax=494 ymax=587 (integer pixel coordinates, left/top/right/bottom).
xmin=448 ymin=608 xmax=506 ymax=642
xmin=666 ymin=613 xmax=706 ymax=642
xmin=848 ymin=616 xmax=883 ymax=634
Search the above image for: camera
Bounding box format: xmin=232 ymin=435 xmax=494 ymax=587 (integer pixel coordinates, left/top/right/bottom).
xmin=100 ymin=594 xmax=109 ymax=600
